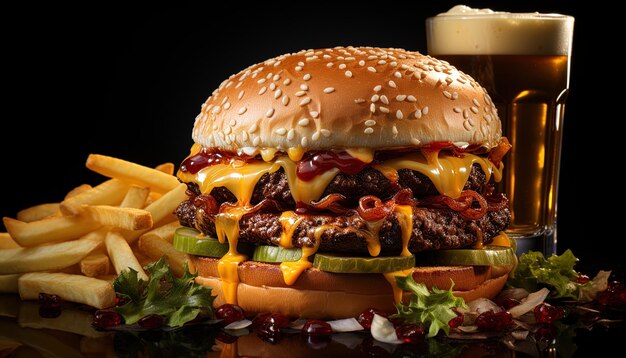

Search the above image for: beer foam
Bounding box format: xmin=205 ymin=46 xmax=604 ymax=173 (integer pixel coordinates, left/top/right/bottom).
xmin=427 ymin=5 xmax=574 ymax=55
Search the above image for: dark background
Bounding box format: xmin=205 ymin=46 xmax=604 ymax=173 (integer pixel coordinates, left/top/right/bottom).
xmin=1 ymin=1 xmax=619 ymax=280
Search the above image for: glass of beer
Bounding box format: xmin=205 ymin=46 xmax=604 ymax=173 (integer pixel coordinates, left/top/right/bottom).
xmin=426 ymin=6 xmax=574 ymax=255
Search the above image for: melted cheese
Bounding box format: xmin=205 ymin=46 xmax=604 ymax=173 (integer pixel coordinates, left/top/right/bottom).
xmin=280 ymin=226 xmax=328 ymax=285
xmin=278 ymin=211 xmax=304 ymax=248
xmin=360 ymin=218 xmax=385 ymax=257
xmin=215 ymin=206 xmax=249 ymax=304
xmin=345 ymin=148 xmax=375 ymax=163
xmin=383 ymin=268 xmax=414 ymax=304
xmin=275 ymin=157 xmax=340 ymax=204
xmin=491 ymin=232 xmax=511 ymax=247
xmin=394 ymin=205 xmax=414 ymax=257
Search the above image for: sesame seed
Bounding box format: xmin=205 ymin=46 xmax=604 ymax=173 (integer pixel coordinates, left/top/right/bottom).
xmin=339 ymin=63 xmax=346 ymax=69
xmin=310 ymin=111 xmax=319 ymax=118
xmin=484 ymin=114 xmax=492 ymax=122
xmin=453 ymin=107 xmax=461 ymax=113
xmin=367 ymin=66 xmax=377 ymax=73
xmin=238 ymin=90 xmax=245 ymax=100
xmin=414 ymin=109 xmax=422 ymax=119
xmin=401 ymin=64 xmax=411 ymax=70
xmin=235 ymin=82 xmax=243 ymax=89
xmin=371 ymin=94 xmax=380 ymax=102
xmin=445 ymin=77 xmax=453 ymax=84
xmin=443 ymin=91 xmax=452 ymax=99
xmin=422 ymin=106 xmax=429 ymax=115
xmin=282 ymin=95 xmax=290 ymax=106
xmin=463 ymin=109 xmax=469 ymax=119
xmin=212 ymin=106 xmax=221 ymax=114
xmin=295 ymin=91 xmax=306 ymax=97
xmin=411 ymin=138 xmax=421 ymax=145
xmin=374 ymin=85 xmax=382 ymax=92
xmin=265 ymin=108 xmax=275 ymax=117
xmin=323 ymin=87 xmax=335 ymax=94
xmin=345 ymin=71 xmax=353 ymax=78
xmin=221 ymin=97 xmax=228 ymax=105
xmin=370 ymin=103 xmax=376 ymax=113
xmin=394 ymin=71 xmax=402 ymax=78
xmin=225 ymin=81 xmax=233 ymax=88
xmin=396 ymin=95 xmax=406 ymax=101
xmin=392 ymin=125 xmax=398 ymax=135
xmin=299 ymin=97 xmax=312 ymax=106
xmin=306 ymin=56 xmax=318 ymax=61
xmin=303 ymin=74 xmax=311 ymax=81
xmin=242 ymin=131 xmax=248 ymax=141
xmin=379 ymin=106 xmax=390 ymax=113
xmin=249 ymin=124 xmax=258 ymax=133
xmin=321 ymin=129 xmax=331 ymax=137
xmin=365 ymin=119 xmax=376 ymax=126
xmin=300 ymin=84 xmax=309 ymax=91
xmin=323 ymin=54 xmax=332 ymax=59
xmin=368 ymin=55 xmax=378 ymax=60
xmin=471 ymin=106 xmax=479 ymax=114
xmin=270 ymin=83 xmax=276 ymax=90
xmin=301 ymin=137 xmax=308 ymax=146
xmin=273 ymin=74 xmax=280 ymax=81
xmin=354 ymin=98 xmax=366 ymax=104
xmin=298 ymin=61 xmax=305 ymax=66
xmin=452 ymin=92 xmax=458 ymax=100
xmin=258 ymin=78 xmax=266 ymax=84
xmin=364 ymin=127 xmax=374 ymax=134
xmin=295 ymin=66 xmax=303 ymax=71
xmin=396 ymin=110 xmax=404 ymax=119
xmin=380 ymin=95 xmax=389 ymax=105
xmin=312 ymin=132 xmax=320 ymax=141
xmin=238 ymin=107 xmax=247 ymax=115
xmin=390 ymin=61 xmax=398 ymax=66
xmin=472 ymin=98 xmax=480 ymax=107
xmin=229 ymin=133 xmax=235 ymax=142
xmin=463 ymin=120 xmax=472 ymax=131
xmin=224 ymin=126 xmax=231 ymax=135
xmin=298 ymin=118 xmax=310 ymax=127
xmin=407 ymin=95 xmax=417 ymax=102
xmin=305 ymin=51 xmax=314 ymax=56
xmin=259 ymin=87 xmax=267 ymax=95
xmin=345 ymin=56 xmax=355 ymax=61
xmin=253 ymin=137 xmax=261 ymax=146
xmin=274 ymin=89 xmax=282 ymax=99
xmin=326 ymin=62 xmax=334 ymax=68
xmin=275 ymin=128 xmax=287 ymax=136
xmin=287 ymin=129 xmax=295 ymax=140
xmin=273 ymin=61 xmax=281 ymax=67
xmin=359 ymin=60 xmax=365 ymax=66
xmin=388 ymin=80 xmax=397 ymax=88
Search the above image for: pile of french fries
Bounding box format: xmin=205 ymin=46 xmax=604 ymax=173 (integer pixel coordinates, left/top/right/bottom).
xmin=0 ymin=154 xmax=192 ymax=309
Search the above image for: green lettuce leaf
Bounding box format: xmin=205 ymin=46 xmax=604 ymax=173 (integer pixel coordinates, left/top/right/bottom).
xmin=391 ymin=274 xmax=467 ymax=338
xmin=114 ymin=257 xmax=214 ymax=327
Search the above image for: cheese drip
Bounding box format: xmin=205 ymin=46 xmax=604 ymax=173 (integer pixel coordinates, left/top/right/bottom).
xmin=280 ymin=226 xmax=329 ymax=286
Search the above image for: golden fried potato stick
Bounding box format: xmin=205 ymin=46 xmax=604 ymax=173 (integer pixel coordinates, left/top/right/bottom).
xmin=60 ymin=179 xmax=129 ymax=215
xmin=0 ymin=230 xmax=103 ymax=274
xmin=64 ymin=184 xmax=93 ymax=199
xmin=86 ymin=154 xmax=180 ymax=194
xmin=138 ymin=234 xmax=193 ymax=277
xmin=139 ymin=221 xmax=180 ymax=243
xmin=80 ymin=253 xmax=110 ymax=277
xmin=105 ymin=231 xmax=148 ymax=281
xmin=0 ymin=274 xmax=20 ymax=293
xmin=82 ymin=205 xmax=153 ymax=231
xmin=16 ymin=203 xmax=60 ymax=222
xmin=19 ymin=272 xmax=115 ymax=309
xmin=3 ymin=215 xmax=100 ymax=247
xmin=124 ymin=184 xmax=187 ymax=243
xmin=120 ymin=186 xmax=150 ymax=209
xmin=0 ymin=233 xmax=20 ymax=249
xmin=155 ymin=162 xmax=175 ymax=175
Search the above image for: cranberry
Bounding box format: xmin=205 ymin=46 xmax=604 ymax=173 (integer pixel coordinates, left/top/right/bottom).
xmin=395 ymin=323 xmax=425 ymax=344
xmin=138 ymin=314 xmax=164 ymax=329
xmin=253 ymin=313 xmax=290 ymax=339
xmin=448 ymin=310 xmax=464 ymax=328
xmin=216 ymin=331 xmax=239 ymax=344
xmin=301 ymin=319 xmax=333 ymax=336
xmin=533 ymin=303 xmax=565 ymax=324
xmin=216 ymin=304 xmax=245 ymax=325
xmin=38 ymin=293 xmax=63 ymax=309
xmin=475 ymin=310 xmax=513 ymax=331
xmin=39 ymin=306 xmax=61 ymax=318
xmin=498 ymin=298 xmax=522 ymax=310
xmin=577 ymin=274 xmax=590 ymax=284
xmin=534 ymin=324 xmax=558 ymax=342
xmin=596 ymin=281 xmax=626 ymax=307
xmin=357 ymin=308 xmax=388 ymax=330
xmin=115 ymin=295 xmax=129 ymax=307
xmin=92 ymin=310 xmax=123 ymax=328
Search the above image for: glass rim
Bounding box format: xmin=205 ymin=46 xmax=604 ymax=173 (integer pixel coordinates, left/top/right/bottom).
xmin=427 ymin=13 xmax=574 ymax=22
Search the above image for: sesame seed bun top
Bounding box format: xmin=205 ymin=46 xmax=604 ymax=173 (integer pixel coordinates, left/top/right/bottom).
xmin=192 ymin=47 xmax=501 ymax=156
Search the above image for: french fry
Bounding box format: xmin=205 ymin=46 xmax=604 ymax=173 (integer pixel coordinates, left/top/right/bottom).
xmin=16 ymin=203 xmax=60 ymax=222
xmin=0 ymin=274 xmax=20 ymax=293
xmin=0 ymin=233 xmax=20 ymax=249
xmin=155 ymin=162 xmax=175 ymax=175
xmin=60 ymin=179 xmax=129 ymax=215
xmin=18 ymin=272 xmax=115 ymax=309
xmin=80 ymin=253 xmax=109 ymax=277
xmin=64 ymin=184 xmax=93 ymax=199
xmin=139 ymin=235 xmax=193 ymax=277
xmin=86 ymin=154 xmax=180 ymax=193
xmin=120 ymin=185 xmax=150 ymax=209
xmin=2 ymin=215 xmax=100 ymax=247
xmin=94 ymin=275 xmax=116 ymax=284
xmin=0 ymin=321 xmax=85 ymax=358
xmin=105 ymin=231 xmax=148 ymax=281
xmin=125 ymin=184 xmax=187 ymax=243
xmin=18 ymin=302 xmax=108 ymax=338
xmin=82 ymin=205 xmax=153 ymax=231
xmin=139 ymin=220 xmax=180 ymax=243
xmin=0 ymin=230 xmax=103 ymax=274
xmin=144 ymin=191 xmax=161 ymax=206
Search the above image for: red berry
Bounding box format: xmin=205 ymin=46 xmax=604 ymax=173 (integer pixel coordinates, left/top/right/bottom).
xmin=216 ymin=304 xmax=245 ymax=325
xmin=498 ymin=298 xmax=522 ymax=310
xmin=39 ymin=306 xmax=61 ymax=318
xmin=448 ymin=310 xmax=464 ymax=328
xmin=138 ymin=314 xmax=164 ymax=329
xmin=577 ymin=274 xmax=590 ymax=284
xmin=596 ymin=281 xmax=626 ymax=307
xmin=38 ymin=293 xmax=63 ymax=309
xmin=395 ymin=323 xmax=425 ymax=344
xmin=302 ymin=320 xmax=333 ymax=336
xmin=356 ymin=308 xmax=388 ymax=330
xmin=534 ymin=324 xmax=558 ymax=342
xmin=475 ymin=310 xmax=513 ymax=331
xmin=534 ymin=303 xmax=565 ymax=324
xmin=252 ymin=313 xmax=290 ymax=338
xmin=115 ymin=295 xmax=129 ymax=307
xmin=92 ymin=310 xmax=123 ymax=328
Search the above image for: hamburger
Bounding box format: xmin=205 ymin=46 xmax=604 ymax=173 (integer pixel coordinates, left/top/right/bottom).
xmin=173 ymin=47 xmax=513 ymax=319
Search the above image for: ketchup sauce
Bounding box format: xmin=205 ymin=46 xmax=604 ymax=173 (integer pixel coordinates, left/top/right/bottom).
xmin=180 ymin=150 xmax=246 ymax=174
xmin=296 ymin=151 xmax=369 ymax=181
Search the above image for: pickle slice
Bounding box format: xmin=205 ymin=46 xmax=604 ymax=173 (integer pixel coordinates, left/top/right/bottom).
xmin=414 ymin=246 xmax=516 ymax=266
xmin=252 ymin=245 xmax=303 ymax=262
xmin=173 ymin=227 xmax=229 ymax=257
xmin=312 ymin=254 xmax=415 ymax=273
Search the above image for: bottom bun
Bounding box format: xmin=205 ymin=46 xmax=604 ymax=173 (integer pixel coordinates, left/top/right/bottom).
xmin=191 ymin=256 xmax=511 ymax=319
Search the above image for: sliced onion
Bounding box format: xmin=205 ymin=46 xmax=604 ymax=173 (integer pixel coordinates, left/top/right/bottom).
xmin=511 ymin=330 xmax=529 ymax=340
xmin=370 ymin=314 xmax=402 ymax=344
xmin=509 ymin=288 xmax=550 ymax=318
xmin=457 ymin=325 xmax=479 ymax=333
xmin=496 ymin=288 xmax=530 ymax=302
xmin=289 ymin=319 xmax=306 ymax=330
xmin=467 ymin=298 xmax=502 ymax=314
xmin=327 ymin=318 xmax=364 ymax=332
xmin=224 ymin=319 xmax=252 ymax=330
